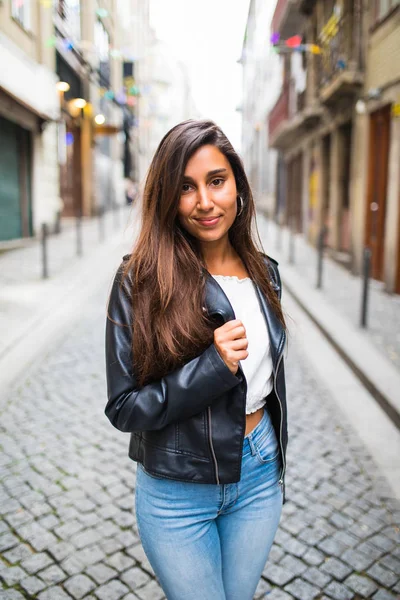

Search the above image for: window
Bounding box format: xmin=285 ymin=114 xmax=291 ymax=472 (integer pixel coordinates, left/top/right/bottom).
xmin=375 ymin=0 xmax=400 ymax=21
xmin=95 ymin=19 xmax=109 ymax=62
xmin=55 ymin=0 xmax=81 ymax=40
xmin=95 ymin=19 xmax=110 ymax=88
xmin=11 ymin=0 xmax=31 ymax=30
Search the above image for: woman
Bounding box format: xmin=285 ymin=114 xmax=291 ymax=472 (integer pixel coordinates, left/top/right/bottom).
xmin=105 ymin=119 xmax=288 ymax=600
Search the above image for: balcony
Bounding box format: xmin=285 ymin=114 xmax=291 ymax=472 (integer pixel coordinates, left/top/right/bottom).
xmin=268 ymin=83 xmax=323 ymax=149
xmin=268 ymin=82 xmax=289 ymax=147
xmin=271 ymin=0 xmax=304 ymax=37
xmin=317 ymin=10 xmax=364 ymax=104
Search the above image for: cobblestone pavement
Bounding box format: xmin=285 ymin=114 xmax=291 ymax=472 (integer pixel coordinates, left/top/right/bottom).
xmin=0 ymin=206 xmax=135 ymax=364
xmin=257 ymin=215 xmax=400 ymax=370
xmin=0 ymin=283 xmax=399 ymax=600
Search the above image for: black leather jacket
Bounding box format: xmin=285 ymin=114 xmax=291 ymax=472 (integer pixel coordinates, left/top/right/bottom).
xmin=105 ymin=254 xmax=288 ymax=502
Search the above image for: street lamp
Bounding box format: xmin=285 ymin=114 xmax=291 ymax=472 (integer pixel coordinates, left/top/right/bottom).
xmin=72 ymin=98 xmax=87 ymax=109
xmin=56 ymin=81 xmax=70 ymax=112
xmin=56 ymin=81 xmax=70 ymax=93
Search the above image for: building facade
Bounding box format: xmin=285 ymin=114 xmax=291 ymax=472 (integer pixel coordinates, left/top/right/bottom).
xmin=53 ymin=0 xmax=144 ymax=218
xmin=139 ymin=36 xmax=199 ymax=173
xmin=0 ymin=0 xmax=151 ymax=241
xmin=241 ymin=0 xmax=283 ymax=216
xmin=266 ymin=0 xmax=400 ymax=293
xmin=0 ymin=1 xmax=60 ymax=241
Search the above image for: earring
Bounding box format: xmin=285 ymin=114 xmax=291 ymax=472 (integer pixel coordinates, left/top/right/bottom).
xmin=237 ymin=195 xmax=244 ymax=217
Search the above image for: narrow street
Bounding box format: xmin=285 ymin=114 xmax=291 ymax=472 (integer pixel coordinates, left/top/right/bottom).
xmin=1 ymin=0 xmax=400 ymax=597
xmin=1 ymin=272 xmax=399 ymax=600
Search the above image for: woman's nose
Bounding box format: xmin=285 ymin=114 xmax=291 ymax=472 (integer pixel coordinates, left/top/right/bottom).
xmin=197 ymin=187 xmax=214 ymax=210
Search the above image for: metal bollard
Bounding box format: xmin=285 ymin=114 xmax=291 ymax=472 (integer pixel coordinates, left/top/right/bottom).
xmin=76 ymin=208 xmax=83 ymax=257
xmin=360 ymin=246 xmax=372 ymax=328
xmin=41 ymin=223 xmax=49 ymax=279
xmin=289 ymin=219 xmax=295 ymax=265
xmin=316 ymin=225 xmax=326 ymax=289
xmin=113 ymin=200 xmax=119 ymax=230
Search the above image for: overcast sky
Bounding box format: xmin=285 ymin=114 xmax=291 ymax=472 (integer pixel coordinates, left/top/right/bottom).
xmin=149 ymin=0 xmax=251 ymax=151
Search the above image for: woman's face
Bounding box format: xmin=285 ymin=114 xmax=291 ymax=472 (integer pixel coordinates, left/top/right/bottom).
xmin=177 ymin=144 xmax=238 ymax=246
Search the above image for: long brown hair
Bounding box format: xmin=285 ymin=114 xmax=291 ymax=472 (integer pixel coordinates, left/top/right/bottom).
xmin=122 ymin=119 xmax=286 ymax=386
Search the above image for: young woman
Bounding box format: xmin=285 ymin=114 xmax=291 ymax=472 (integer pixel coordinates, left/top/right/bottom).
xmin=105 ymin=119 xmax=288 ymax=600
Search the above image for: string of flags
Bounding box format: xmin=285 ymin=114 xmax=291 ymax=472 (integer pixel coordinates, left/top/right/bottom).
xmin=270 ymin=33 xmax=321 ymax=55
xmin=45 ymin=35 xmax=136 ymax=62
xmin=269 ymin=31 xmax=349 ymax=72
xmin=39 ymin=2 xmax=143 ymax=108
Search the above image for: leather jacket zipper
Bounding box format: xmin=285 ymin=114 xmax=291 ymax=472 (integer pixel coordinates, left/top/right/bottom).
xmin=207 ymin=406 xmax=220 ymax=484
xmin=274 ymin=332 xmax=286 ymax=485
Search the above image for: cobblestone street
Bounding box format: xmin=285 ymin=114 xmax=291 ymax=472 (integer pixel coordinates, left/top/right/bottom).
xmin=0 ymin=279 xmax=399 ymax=600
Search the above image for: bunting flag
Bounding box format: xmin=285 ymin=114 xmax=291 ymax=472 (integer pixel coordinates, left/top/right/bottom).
xmin=270 ymin=33 xmax=322 ymax=55
xmin=116 ymin=91 xmax=127 ymax=104
xmin=42 ymin=7 xmax=141 ymax=110
xmin=270 ymin=32 xmax=280 ymax=45
xmin=309 ymin=44 xmax=322 ymax=55
xmin=286 ymin=35 xmax=302 ymax=48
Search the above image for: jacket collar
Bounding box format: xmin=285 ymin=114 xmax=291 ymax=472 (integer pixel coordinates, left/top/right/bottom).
xmin=203 ymin=270 xmax=285 ymax=372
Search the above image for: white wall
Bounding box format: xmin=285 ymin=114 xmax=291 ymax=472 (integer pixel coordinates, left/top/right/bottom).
xmin=241 ymin=0 xmax=282 ymax=214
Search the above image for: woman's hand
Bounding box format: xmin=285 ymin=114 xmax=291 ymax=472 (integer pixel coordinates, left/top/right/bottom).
xmin=213 ymin=319 xmax=248 ymax=375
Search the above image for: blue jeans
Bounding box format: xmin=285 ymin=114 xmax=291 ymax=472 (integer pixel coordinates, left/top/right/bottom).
xmin=135 ymin=407 xmax=283 ymax=600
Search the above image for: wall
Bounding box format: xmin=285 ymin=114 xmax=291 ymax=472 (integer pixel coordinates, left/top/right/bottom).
xmin=0 ymin=5 xmax=61 ymax=237
xmin=367 ymin=9 xmax=400 ymax=90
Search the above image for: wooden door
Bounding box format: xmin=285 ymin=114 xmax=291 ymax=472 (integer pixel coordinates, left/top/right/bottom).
xmin=339 ymin=122 xmax=352 ymax=253
xmin=365 ymin=106 xmax=391 ymax=281
xmin=322 ymin=133 xmax=331 ymax=246
xmin=294 ymin=153 xmax=303 ymax=233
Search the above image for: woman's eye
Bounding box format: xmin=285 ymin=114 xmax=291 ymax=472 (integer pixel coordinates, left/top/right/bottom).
xmin=211 ymin=178 xmax=224 ymax=187
xmin=182 ymin=183 xmax=192 ymax=193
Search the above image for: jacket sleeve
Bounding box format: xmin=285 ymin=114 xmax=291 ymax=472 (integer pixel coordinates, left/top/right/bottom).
xmin=105 ymin=263 xmax=242 ymax=433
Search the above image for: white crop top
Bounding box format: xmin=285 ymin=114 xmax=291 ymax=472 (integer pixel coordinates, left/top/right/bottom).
xmin=212 ymin=275 xmax=274 ymax=414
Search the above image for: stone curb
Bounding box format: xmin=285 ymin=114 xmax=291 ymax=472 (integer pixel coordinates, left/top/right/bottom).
xmin=281 ymin=263 xmax=400 ymax=429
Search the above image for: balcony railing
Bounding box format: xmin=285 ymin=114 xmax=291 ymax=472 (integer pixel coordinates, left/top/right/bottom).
xmin=317 ymin=10 xmax=362 ymax=90
xmin=268 ymin=82 xmax=289 ymax=141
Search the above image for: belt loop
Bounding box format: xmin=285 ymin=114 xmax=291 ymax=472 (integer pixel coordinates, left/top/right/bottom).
xmin=248 ymin=435 xmax=257 ymax=456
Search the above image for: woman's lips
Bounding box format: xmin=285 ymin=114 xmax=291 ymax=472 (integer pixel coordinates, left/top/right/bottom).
xmin=195 ymin=216 xmax=221 ymax=227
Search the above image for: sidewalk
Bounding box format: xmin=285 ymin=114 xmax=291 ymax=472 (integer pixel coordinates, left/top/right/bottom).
xmin=257 ymin=214 xmax=400 ymax=428
xmin=0 ymin=205 xmax=138 ymax=393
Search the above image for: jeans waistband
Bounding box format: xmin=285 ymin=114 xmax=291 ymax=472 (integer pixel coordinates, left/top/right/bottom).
xmin=242 ymin=407 xmax=272 ymax=454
